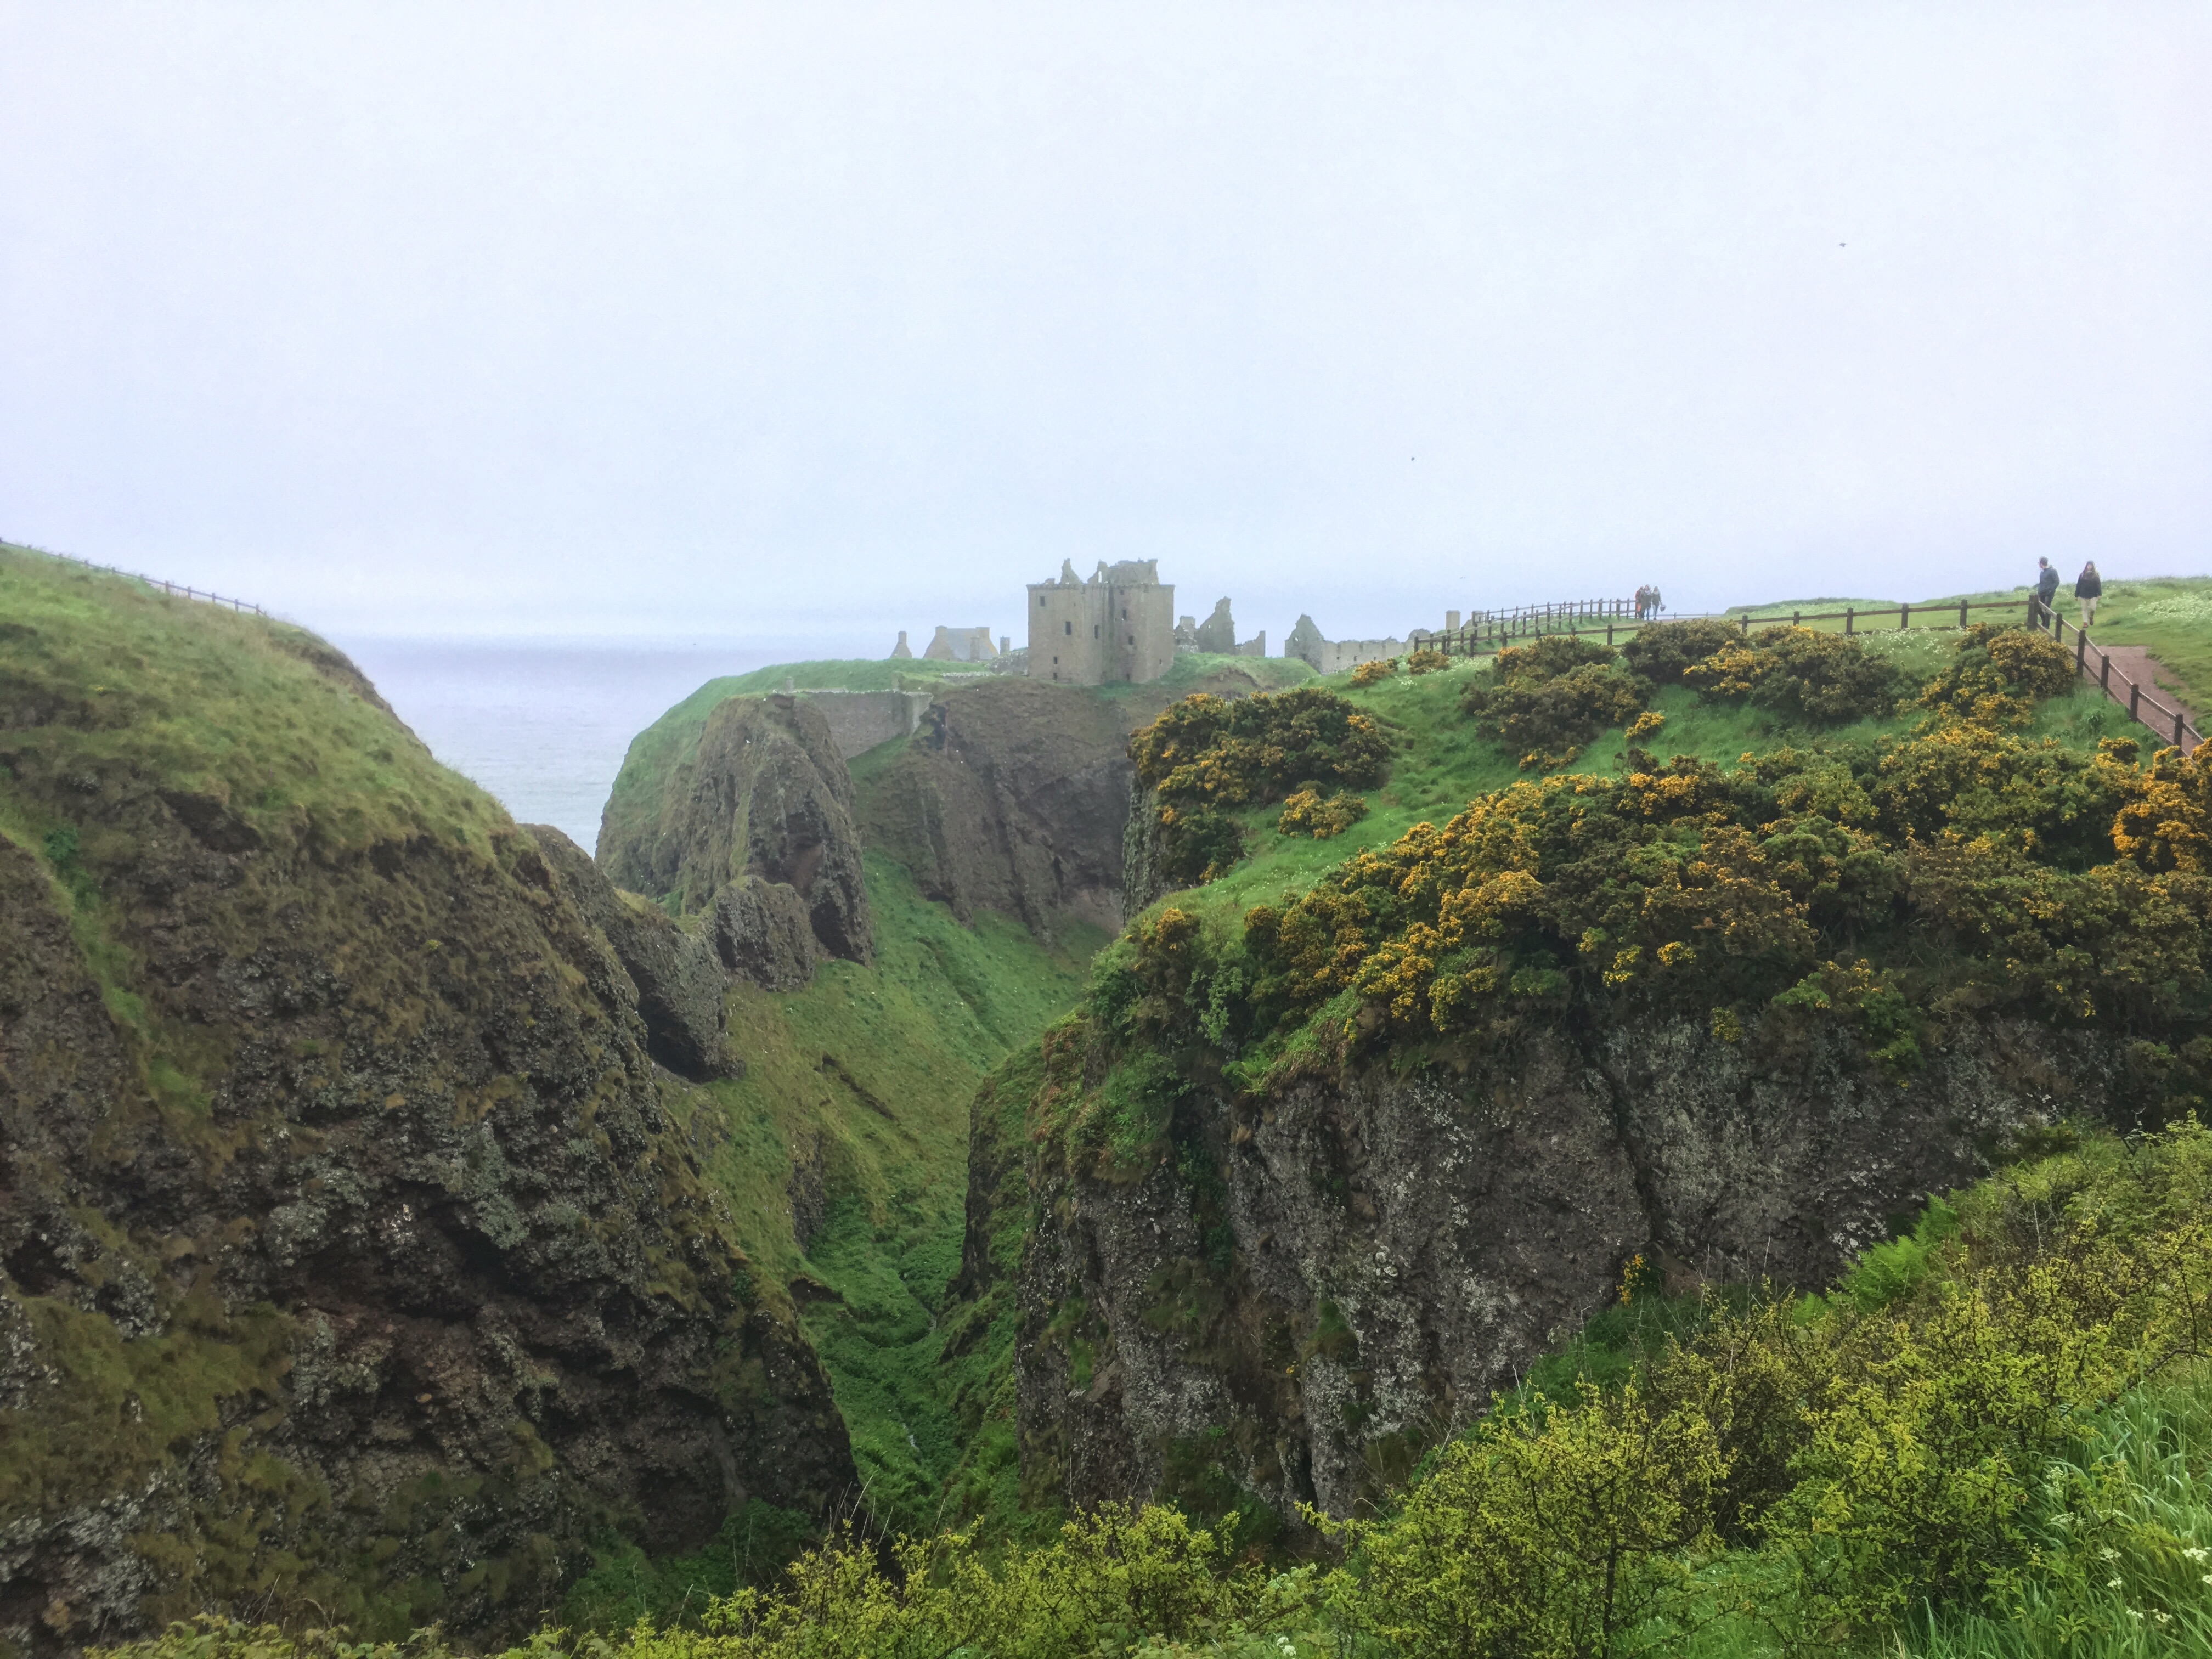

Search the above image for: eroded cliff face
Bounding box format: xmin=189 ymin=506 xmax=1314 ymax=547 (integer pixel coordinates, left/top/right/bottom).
xmin=993 ymin=1013 xmax=2121 ymax=1539
xmin=596 ymin=695 xmax=871 ymax=966
xmin=856 ymin=680 xmax=1137 ymax=940
xmin=0 ymin=576 xmax=854 ymax=1653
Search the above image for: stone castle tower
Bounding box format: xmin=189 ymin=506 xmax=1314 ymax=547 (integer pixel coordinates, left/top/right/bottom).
xmin=1027 ymin=559 xmax=1176 ymax=685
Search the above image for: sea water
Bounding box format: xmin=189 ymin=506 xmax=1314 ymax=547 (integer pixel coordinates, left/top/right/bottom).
xmin=336 ymin=639 xmax=781 ymax=850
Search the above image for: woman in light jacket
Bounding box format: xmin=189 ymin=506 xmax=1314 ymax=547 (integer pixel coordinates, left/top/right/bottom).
xmin=2075 ymin=562 xmax=2103 ymax=630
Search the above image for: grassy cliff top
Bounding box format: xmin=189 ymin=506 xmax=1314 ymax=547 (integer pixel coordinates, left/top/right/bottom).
xmin=0 ymin=544 xmax=499 ymax=856
xmin=1160 ymin=623 xmax=2147 ymax=929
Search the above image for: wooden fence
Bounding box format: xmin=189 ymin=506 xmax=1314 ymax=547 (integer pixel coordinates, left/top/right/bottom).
xmin=20 ymin=544 xmax=267 ymax=617
xmin=1415 ymin=595 xmax=2202 ymax=753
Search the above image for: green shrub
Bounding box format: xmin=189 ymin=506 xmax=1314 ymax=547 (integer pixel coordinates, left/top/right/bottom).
xmin=1129 ymin=687 xmax=1391 ymax=887
xmin=1918 ymin=623 xmax=2082 ymax=726
xmin=1681 ymin=625 xmax=1908 ymax=724
xmin=1458 ymin=638 xmax=1652 ymax=770
xmin=1276 ymin=788 xmax=1367 ymax=840
xmin=1239 ymin=725 xmax=2212 ymax=1048
xmin=1619 ymin=618 xmax=1742 ymax=687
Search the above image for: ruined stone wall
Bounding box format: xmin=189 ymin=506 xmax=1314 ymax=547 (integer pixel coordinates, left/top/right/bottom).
xmin=800 ymin=688 xmax=933 ymax=758
xmin=1284 ymin=613 xmax=1402 ymax=674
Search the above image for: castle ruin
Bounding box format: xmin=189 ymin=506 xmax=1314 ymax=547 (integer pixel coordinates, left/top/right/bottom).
xmin=1284 ymin=613 xmax=1405 ymax=675
xmin=1182 ymin=596 xmax=1266 ymax=659
xmin=1028 ymin=558 xmax=1176 ymax=685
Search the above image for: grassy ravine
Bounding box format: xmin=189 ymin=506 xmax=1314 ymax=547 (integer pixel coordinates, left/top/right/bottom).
xmin=555 ymin=607 xmax=2175 ymax=1629
xmin=562 ymin=857 xmax=1105 ymax=1625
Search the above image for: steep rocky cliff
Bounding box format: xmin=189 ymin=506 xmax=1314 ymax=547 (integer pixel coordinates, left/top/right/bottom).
xmin=993 ymin=1011 xmax=2119 ymax=1541
xmin=856 ymin=680 xmax=1139 ymax=939
xmin=0 ymin=552 xmax=853 ymax=1652
xmin=596 ymin=695 xmax=871 ymax=966
xmin=527 ymin=825 xmax=736 ymax=1081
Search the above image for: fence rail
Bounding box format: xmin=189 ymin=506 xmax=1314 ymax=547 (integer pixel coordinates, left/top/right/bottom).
xmin=15 ymin=543 xmax=267 ymax=617
xmin=1414 ymin=595 xmax=2202 ymax=754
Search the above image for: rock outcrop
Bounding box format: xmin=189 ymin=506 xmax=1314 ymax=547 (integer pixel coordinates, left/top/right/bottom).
xmin=712 ymin=876 xmax=820 ymax=991
xmin=0 ymin=560 xmax=854 ymax=1654
xmin=526 ymin=825 xmax=735 ymax=1080
xmin=988 ymin=1012 xmax=2124 ymax=1542
xmin=856 ymin=679 xmax=1138 ymax=938
xmin=598 ymin=695 xmax=871 ymax=964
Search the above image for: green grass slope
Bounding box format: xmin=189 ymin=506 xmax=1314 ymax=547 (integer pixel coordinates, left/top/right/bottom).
xmin=638 ymin=857 xmax=1103 ymax=1538
xmin=1169 ymin=629 xmax=2142 ymax=927
xmin=1723 ymin=577 xmax=2212 ymax=725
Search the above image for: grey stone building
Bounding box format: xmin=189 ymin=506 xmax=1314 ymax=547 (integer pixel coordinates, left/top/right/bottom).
xmin=1027 ymin=558 xmax=1177 ymax=685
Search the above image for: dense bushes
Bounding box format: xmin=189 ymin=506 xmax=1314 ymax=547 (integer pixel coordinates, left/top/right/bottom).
xmin=1918 ymin=622 xmax=2083 ymax=726
xmin=1276 ymin=788 xmax=1367 ymax=839
xmin=1458 ymin=637 xmax=1652 ymax=769
xmin=1681 ymin=625 xmax=1908 ymax=724
xmin=1618 ymin=618 xmax=1741 ymax=686
xmin=1128 ymin=687 xmax=1391 ymax=887
xmin=1238 ymin=729 xmax=2212 ymax=1052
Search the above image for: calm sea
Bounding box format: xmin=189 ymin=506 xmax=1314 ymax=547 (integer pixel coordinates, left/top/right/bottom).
xmin=336 ymin=639 xmax=782 ymax=850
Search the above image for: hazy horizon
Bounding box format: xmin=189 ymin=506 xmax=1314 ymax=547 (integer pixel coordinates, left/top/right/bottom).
xmin=4 ymin=3 xmax=2208 ymax=657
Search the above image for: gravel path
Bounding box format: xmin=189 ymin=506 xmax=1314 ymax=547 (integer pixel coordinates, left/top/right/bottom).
xmin=2081 ymin=641 xmax=2202 ymax=748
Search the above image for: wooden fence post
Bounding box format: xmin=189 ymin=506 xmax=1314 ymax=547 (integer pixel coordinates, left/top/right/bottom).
xmin=2101 ymin=653 xmax=2111 ymax=691
xmin=1957 ymin=599 xmax=1968 ymax=628
xmin=2131 ymin=684 xmax=2142 ymax=721
xmin=1845 ymin=607 xmax=1854 ymax=635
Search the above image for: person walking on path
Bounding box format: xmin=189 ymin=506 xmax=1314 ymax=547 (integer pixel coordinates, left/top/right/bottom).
xmin=2075 ymin=561 xmax=2103 ymax=631
xmin=2034 ymin=558 xmax=2060 ymax=630
xmin=1646 ymin=585 xmax=1663 ymax=619
xmin=1633 ymin=585 xmax=1649 ymax=620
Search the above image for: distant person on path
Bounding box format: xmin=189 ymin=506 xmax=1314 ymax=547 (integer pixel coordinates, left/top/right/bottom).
xmin=2034 ymin=558 xmax=2060 ymax=630
xmin=1634 ymin=585 xmax=1650 ymax=620
xmin=1646 ymin=586 xmax=1663 ymax=619
xmin=2075 ymin=561 xmax=2102 ymax=630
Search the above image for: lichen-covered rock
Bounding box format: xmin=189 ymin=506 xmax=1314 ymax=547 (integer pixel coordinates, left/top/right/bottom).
xmin=524 ymin=825 xmax=736 ymax=1081
xmin=599 ymin=696 xmax=871 ymax=964
xmin=0 ymin=554 xmax=855 ymax=1654
xmin=1119 ymin=770 xmax=1176 ymax=917
xmin=712 ymin=877 xmax=818 ymax=992
xmin=856 ymin=679 xmax=1141 ymax=939
xmin=995 ymin=1012 xmax=2123 ymax=1542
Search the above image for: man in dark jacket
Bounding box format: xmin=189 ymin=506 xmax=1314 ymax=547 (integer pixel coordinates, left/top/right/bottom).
xmin=2075 ymin=562 xmax=2102 ymax=630
xmin=2034 ymin=559 xmax=2060 ymax=629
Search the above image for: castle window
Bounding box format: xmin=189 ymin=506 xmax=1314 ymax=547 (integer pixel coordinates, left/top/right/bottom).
xmin=1039 ymin=596 xmax=1046 ymax=608
xmin=1127 ymin=634 xmax=1134 ymax=645
xmin=1064 ymin=620 xmax=1072 ymax=635
xmin=1093 ymin=625 xmax=1099 ymax=639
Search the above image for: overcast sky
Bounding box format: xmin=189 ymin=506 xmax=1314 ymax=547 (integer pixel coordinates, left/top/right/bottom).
xmin=3 ymin=3 xmax=2207 ymax=653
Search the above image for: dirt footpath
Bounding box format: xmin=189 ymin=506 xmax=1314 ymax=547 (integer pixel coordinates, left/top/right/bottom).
xmin=2086 ymin=642 xmax=2202 ymax=748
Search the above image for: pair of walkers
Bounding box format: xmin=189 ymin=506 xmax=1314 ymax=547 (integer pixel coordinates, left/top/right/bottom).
xmin=2035 ymin=558 xmax=2102 ymax=631
xmin=1633 ymin=584 xmax=1664 ymax=621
